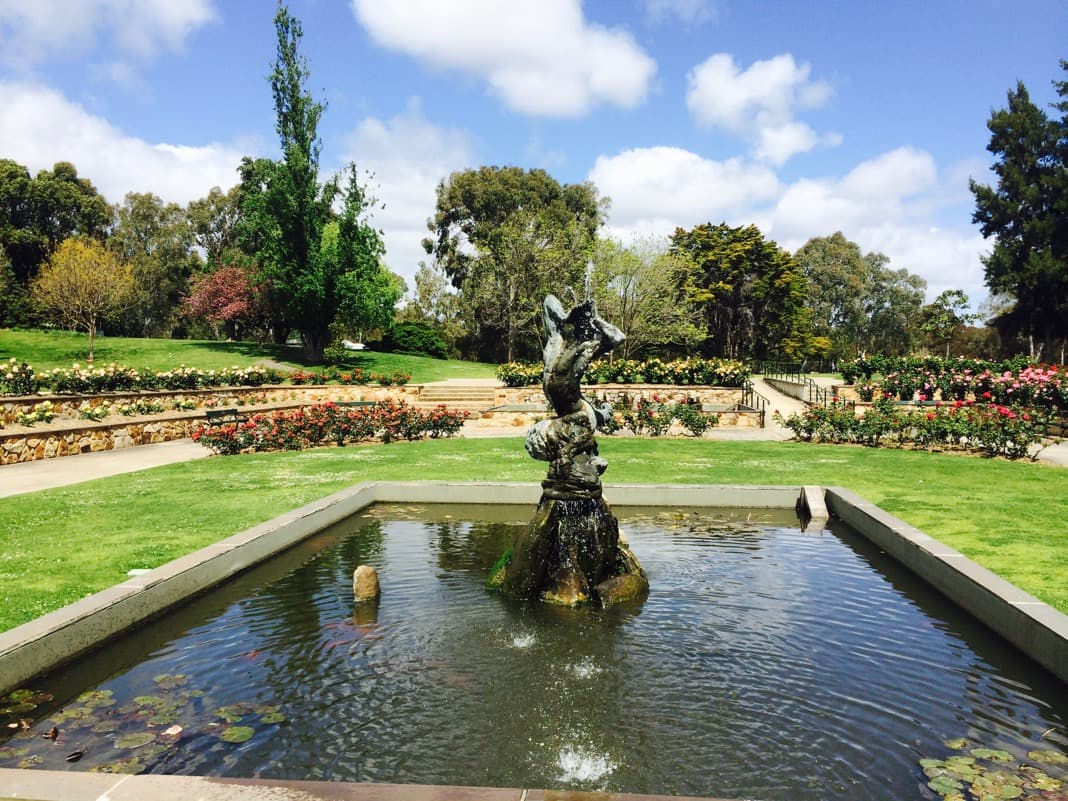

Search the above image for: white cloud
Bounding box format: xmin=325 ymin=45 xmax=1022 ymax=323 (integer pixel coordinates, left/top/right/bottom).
xmin=588 ymin=146 xmax=780 ymax=238
xmin=642 ymin=0 xmax=718 ymax=25
xmin=587 ymin=143 xmax=987 ymax=303
xmin=0 ymin=0 xmax=217 ymax=66
xmin=339 ymin=98 xmax=475 ymax=285
xmin=0 ymin=82 xmax=244 ymax=205
xmin=686 ymin=53 xmax=837 ymax=164
xmin=768 ymin=148 xmax=984 ymax=301
xmin=350 ymin=0 xmax=656 ymax=117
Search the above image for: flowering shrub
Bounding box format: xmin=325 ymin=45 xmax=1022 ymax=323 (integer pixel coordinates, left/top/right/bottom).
xmin=120 ymin=399 xmax=166 ymax=416
xmin=775 ymin=397 xmax=1050 ymax=459
xmin=191 ymin=401 xmax=470 ymax=455
xmin=839 ymin=356 xmax=1066 ymax=412
xmin=614 ymin=396 xmax=719 ymax=437
xmin=17 ymin=401 xmax=55 ymax=426
xmin=496 ymin=357 xmax=750 ymax=388
xmin=78 ymin=401 xmax=112 ymax=421
xmin=2 ymin=359 xmax=39 ymax=395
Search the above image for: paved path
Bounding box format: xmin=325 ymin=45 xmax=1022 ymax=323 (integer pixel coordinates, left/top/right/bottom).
xmin=2 ymin=378 xmax=1065 ymax=497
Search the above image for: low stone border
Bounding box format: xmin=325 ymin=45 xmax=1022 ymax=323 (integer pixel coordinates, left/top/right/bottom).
xmin=3 ymin=481 xmax=1065 ymax=692
xmin=0 ymin=769 xmax=735 ymax=801
xmin=1 ymin=480 xmax=1066 ymax=800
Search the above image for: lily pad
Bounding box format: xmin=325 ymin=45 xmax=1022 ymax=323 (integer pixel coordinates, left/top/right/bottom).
xmin=942 ymin=738 xmax=969 ymax=749
xmin=928 ymin=775 xmax=964 ymax=795
xmin=91 ymin=719 xmax=122 ymax=734
xmin=153 ymin=673 xmax=189 ymax=690
xmin=90 ymin=757 xmax=143 ymax=774
xmin=17 ymin=755 xmax=43 ymax=769
xmin=1028 ymin=750 xmax=1068 ymax=765
xmin=259 ymin=712 xmax=287 ymax=724
xmin=215 ymin=703 xmax=253 ymax=723
xmin=972 ymin=748 xmax=1015 ymax=762
xmin=115 ymin=731 xmax=157 ymax=749
xmin=77 ymin=690 xmax=115 ymax=709
xmin=1020 ymin=766 xmax=1063 ymax=791
xmin=219 ymin=725 xmax=255 ymax=744
xmin=921 ymin=758 xmax=947 ymax=768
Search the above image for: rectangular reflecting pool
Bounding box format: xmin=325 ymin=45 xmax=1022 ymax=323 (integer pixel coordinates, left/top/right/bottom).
xmin=1 ymin=503 xmax=1066 ymax=800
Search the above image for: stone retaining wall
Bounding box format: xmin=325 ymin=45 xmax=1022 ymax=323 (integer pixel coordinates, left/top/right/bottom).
xmin=0 ymin=383 xmax=755 ymax=464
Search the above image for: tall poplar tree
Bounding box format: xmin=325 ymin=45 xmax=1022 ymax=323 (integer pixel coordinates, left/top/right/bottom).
xmin=238 ymin=5 xmax=389 ymax=360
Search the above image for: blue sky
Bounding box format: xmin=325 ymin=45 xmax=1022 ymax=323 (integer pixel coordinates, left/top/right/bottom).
xmin=1 ymin=0 xmax=1065 ymax=309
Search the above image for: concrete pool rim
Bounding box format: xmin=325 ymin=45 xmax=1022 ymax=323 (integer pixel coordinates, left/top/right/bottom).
xmin=0 ymin=480 xmax=1065 ymax=801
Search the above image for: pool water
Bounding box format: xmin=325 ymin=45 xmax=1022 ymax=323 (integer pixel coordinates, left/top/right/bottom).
xmin=1 ymin=504 xmax=1066 ymax=799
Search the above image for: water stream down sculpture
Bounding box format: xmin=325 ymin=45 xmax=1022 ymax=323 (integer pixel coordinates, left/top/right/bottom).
xmin=488 ymin=293 xmax=649 ymax=606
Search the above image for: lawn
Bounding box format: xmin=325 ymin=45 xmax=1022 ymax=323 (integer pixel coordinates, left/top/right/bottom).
xmin=0 ymin=328 xmax=497 ymax=383
xmin=1 ymin=438 xmax=1066 ymax=631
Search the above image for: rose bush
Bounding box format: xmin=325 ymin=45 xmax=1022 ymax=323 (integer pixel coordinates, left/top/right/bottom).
xmin=191 ymin=401 xmax=469 ymax=455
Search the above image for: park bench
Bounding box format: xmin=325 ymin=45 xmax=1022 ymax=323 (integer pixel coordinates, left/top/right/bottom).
xmin=203 ymin=408 xmax=247 ymax=426
xmin=336 ymin=400 xmax=377 ymax=409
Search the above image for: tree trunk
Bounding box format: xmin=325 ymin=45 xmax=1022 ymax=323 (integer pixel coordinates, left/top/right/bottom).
xmin=87 ymin=319 xmax=97 ymax=363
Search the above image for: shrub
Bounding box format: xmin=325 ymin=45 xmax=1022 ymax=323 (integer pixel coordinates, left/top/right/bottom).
xmin=191 ymin=401 xmax=470 ymax=455
xmin=1 ymin=359 xmax=39 ymax=395
xmin=671 ymin=400 xmax=719 ymax=437
xmin=383 ymin=321 xmax=449 ymax=359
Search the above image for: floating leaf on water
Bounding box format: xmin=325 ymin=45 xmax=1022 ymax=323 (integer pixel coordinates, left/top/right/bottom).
xmin=921 ymin=758 xmax=947 ymax=768
xmin=77 ymin=690 xmax=115 ymax=709
xmin=259 ymin=712 xmax=286 ymax=725
xmin=215 ymin=704 xmax=252 ymax=723
xmin=161 ymin=725 xmax=183 ymax=737
xmin=115 ymin=732 xmax=157 ymax=749
xmin=1020 ymin=766 xmax=1063 ymax=791
xmin=0 ymin=745 xmax=30 ymax=760
xmin=972 ymin=748 xmax=1015 ymax=762
xmin=132 ymin=695 xmax=168 ymax=709
xmin=928 ymin=775 xmax=964 ymax=795
xmin=49 ymin=706 xmax=94 ymax=724
xmin=90 ymin=757 xmax=143 ymax=774
xmin=153 ymin=673 xmax=189 ymax=690
xmin=1 ymin=702 xmax=36 ymax=714
xmin=91 ymin=719 xmax=121 ymax=734
xmin=17 ymin=755 xmax=43 ymax=768
xmin=1028 ymin=750 xmax=1068 ymax=765
xmin=219 ymin=725 xmax=254 ymax=743
xmin=944 ymin=738 xmax=970 ymax=750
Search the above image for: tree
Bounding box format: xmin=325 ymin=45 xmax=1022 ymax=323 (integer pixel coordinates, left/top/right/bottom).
xmin=397 ymin=263 xmax=466 ymax=355
xmin=183 ymin=263 xmax=270 ymax=341
xmin=237 ymin=7 xmax=386 ymax=361
xmin=670 ymin=222 xmax=811 ymax=361
xmin=794 ymin=232 xmax=927 ymax=360
xmin=590 ymin=236 xmax=700 ymax=360
xmin=31 ymin=238 xmax=135 ymax=360
xmin=970 ymin=62 xmax=1068 ymax=359
xmin=423 ymin=166 xmax=604 ymax=361
xmin=862 ymin=258 xmax=927 ymax=356
xmin=794 ymin=232 xmax=876 ymax=359
xmin=187 ymin=186 xmax=243 ymax=265
xmin=0 ymin=159 xmax=111 ymax=323
xmin=109 ymin=192 xmax=201 ymax=336
xmin=921 ymin=289 xmax=980 ymax=357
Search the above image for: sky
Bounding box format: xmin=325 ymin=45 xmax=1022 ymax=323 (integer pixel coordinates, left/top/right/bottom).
xmin=0 ymin=0 xmax=1065 ymax=311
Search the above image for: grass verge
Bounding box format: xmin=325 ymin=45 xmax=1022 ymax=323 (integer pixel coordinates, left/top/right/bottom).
xmin=0 ymin=328 xmax=497 ymax=383
xmin=1 ymin=438 xmax=1065 ymax=631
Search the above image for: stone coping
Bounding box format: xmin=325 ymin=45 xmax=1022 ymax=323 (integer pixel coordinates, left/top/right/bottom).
xmin=0 ymin=481 xmax=1066 ymax=800
xmin=0 ymin=769 xmax=735 ymax=801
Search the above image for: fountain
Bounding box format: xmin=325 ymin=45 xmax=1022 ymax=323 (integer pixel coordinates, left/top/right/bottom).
xmin=487 ymin=292 xmax=649 ymax=606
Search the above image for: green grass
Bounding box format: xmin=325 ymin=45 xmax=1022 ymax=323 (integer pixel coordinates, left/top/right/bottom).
xmin=1 ymin=438 xmax=1066 ymax=631
xmin=0 ymin=328 xmax=497 ymax=383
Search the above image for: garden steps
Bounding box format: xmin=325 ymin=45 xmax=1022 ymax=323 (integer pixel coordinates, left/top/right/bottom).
xmin=415 ymin=384 xmax=498 ymax=411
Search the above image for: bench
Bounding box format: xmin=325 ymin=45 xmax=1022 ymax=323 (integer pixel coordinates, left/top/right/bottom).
xmin=203 ymin=408 xmax=247 ymax=426
xmin=336 ymin=401 xmax=377 ymax=409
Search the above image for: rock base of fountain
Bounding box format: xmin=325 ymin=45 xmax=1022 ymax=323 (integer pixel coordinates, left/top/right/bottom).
xmin=488 ymin=495 xmax=648 ymax=607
